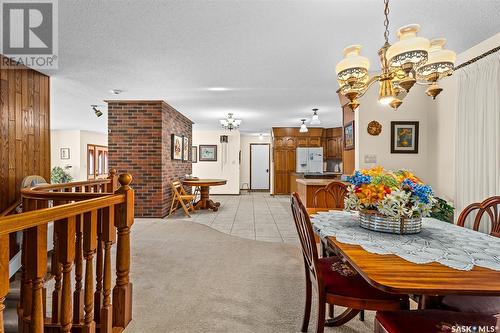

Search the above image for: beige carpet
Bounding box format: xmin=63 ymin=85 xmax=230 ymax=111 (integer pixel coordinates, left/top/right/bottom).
xmin=127 ymin=219 xmax=375 ymax=333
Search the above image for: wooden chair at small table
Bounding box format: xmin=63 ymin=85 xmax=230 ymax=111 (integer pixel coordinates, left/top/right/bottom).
xmin=169 ymin=180 xmax=196 ymax=217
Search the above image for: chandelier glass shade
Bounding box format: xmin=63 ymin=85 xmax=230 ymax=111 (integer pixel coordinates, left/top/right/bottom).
xmin=219 ymin=113 xmax=242 ymax=131
xmin=335 ymin=0 xmax=456 ymax=110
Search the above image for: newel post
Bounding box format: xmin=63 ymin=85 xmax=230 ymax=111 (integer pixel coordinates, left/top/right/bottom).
xmin=112 ymin=174 xmax=134 ymax=328
xmin=107 ymin=169 xmax=118 ymax=193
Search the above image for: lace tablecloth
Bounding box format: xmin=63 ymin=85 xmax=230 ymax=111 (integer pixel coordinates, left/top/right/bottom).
xmin=310 ymin=210 xmax=500 ymax=271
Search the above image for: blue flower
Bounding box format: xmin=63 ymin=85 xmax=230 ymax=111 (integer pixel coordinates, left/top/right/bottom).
xmin=348 ymin=171 xmax=372 ymax=186
xmin=401 ymin=178 xmax=433 ymax=203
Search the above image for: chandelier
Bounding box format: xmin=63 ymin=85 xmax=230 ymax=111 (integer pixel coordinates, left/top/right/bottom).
xmin=219 ymin=113 xmax=242 ymax=131
xmin=335 ymin=0 xmax=456 ymax=111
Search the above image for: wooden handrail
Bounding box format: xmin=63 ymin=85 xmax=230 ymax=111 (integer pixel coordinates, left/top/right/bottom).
xmin=0 ymin=172 xmax=134 ymax=333
xmin=0 ymin=195 xmax=125 ymax=236
xmin=0 ymin=199 xmax=21 ymax=217
xmin=28 ymin=179 xmax=111 ymax=191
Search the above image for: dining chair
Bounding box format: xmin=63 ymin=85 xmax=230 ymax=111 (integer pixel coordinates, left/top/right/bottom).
xmin=374 ymin=310 xmax=499 ymax=333
xmin=169 ymin=180 xmax=196 ymax=217
xmin=290 ymin=192 xmax=409 ymax=333
xmin=439 ymin=196 xmax=500 ymax=315
xmin=313 ymin=181 xmax=348 ymax=209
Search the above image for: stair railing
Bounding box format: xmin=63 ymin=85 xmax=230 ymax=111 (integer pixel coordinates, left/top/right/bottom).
xmin=0 ymin=170 xmax=134 ymax=333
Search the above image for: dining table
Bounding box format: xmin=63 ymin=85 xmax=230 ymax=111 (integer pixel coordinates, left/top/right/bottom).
xmin=181 ymin=178 xmax=227 ymax=211
xmin=307 ymin=208 xmax=500 ymax=299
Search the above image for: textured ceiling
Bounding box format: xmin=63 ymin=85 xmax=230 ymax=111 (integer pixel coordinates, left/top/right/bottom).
xmin=47 ymin=0 xmax=500 ymax=134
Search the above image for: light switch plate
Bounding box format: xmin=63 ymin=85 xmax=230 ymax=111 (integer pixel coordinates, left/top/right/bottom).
xmin=364 ymin=154 xmax=377 ymax=163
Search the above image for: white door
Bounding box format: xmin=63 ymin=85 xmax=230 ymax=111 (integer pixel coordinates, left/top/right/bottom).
xmin=250 ymin=144 xmax=270 ymax=190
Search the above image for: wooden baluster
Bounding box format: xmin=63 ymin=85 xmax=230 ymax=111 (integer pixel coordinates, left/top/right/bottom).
xmin=100 ymin=206 xmax=115 ymax=333
xmin=94 ymin=210 xmax=103 ymax=323
xmin=93 ymin=185 xmax=98 ymax=193
xmin=83 ymin=211 xmax=98 ymax=333
xmin=113 ymin=174 xmax=134 ymax=328
xmin=26 ymin=224 xmax=47 ymax=333
xmin=0 ymin=233 xmax=9 ymax=333
xmin=51 ymin=223 xmax=62 ymax=323
xmin=107 ymin=169 xmax=117 ymax=193
xmin=59 ymin=216 xmax=76 ymax=333
xmin=20 ymin=198 xmax=36 ymax=333
xmin=73 ymin=215 xmax=84 ymax=324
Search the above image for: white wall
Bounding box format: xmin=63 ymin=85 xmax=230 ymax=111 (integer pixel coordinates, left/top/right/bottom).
xmin=192 ymin=129 xmax=241 ymax=194
xmin=51 ymin=130 xmax=81 ymax=181
xmin=428 ymin=32 xmax=500 ymax=202
xmin=356 ymin=84 xmax=434 ymax=182
xmin=240 ymin=134 xmax=271 ymax=189
xmin=51 ymin=130 xmax=107 ymax=181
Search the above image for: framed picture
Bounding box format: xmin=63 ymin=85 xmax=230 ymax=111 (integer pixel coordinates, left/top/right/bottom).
xmin=182 ymin=136 xmax=189 ymax=161
xmin=192 ymin=146 xmax=198 ymax=163
xmin=391 ymin=121 xmax=419 ymax=154
xmin=60 ymin=148 xmax=70 ymax=159
xmin=171 ymin=134 xmax=183 ymax=160
xmin=344 ymin=121 xmax=355 ymax=150
xmin=199 ymin=145 xmax=217 ymax=161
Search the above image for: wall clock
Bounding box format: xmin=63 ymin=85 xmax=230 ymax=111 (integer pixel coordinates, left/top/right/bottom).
xmin=367 ymin=120 xmax=382 ymax=136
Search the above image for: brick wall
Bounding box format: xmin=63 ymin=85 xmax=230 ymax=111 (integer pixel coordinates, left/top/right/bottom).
xmin=108 ymin=100 xmax=193 ymax=217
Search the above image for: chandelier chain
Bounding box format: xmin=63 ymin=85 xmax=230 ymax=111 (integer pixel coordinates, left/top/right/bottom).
xmin=383 ymin=0 xmax=390 ymax=43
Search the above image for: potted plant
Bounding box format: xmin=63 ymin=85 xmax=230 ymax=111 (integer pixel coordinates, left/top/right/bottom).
xmin=51 ymin=166 xmax=74 ymax=184
xmin=344 ymin=167 xmax=435 ymax=234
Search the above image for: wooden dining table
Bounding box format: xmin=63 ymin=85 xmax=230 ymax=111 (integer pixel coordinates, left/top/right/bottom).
xmin=182 ymin=178 xmax=227 ymax=212
xmin=307 ymin=208 xmax=500 ymax=298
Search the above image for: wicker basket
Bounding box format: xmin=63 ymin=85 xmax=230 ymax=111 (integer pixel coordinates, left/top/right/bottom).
xmin=359 ymin=211 xmax=422 ymax=234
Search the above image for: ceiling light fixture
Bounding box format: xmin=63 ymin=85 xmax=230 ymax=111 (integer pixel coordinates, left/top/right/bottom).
xmin=208 ymin=87 xmax=230 ymax=92
xmin=335 ymin=0 xmax=456 ymax=111
xmin=219 ymin=113 xmax=242 ymax=131
xmin=310 ymin=108 xmax=321 ymax=125
xmin=110 ymin=89 xmax=122 ymax=95
xmin=299 ymin=119 xmax=308 ymax=133
xmin=259 ymin=133 xmax=264 ymax=140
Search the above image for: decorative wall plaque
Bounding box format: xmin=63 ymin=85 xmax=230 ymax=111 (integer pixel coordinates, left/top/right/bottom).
xmin=367 ymin=120 xmax=382 ymax=136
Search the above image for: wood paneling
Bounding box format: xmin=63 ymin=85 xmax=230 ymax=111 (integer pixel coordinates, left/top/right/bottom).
xmin=0 ymin=55 xmax=50 ymax=213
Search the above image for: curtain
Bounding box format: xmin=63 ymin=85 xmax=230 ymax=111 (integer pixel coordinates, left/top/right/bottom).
xmin=455 ymin=52 xmax=500 ymax=230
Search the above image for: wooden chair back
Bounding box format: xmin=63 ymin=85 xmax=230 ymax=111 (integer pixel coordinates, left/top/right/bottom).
xmin=171 ymin=180 xmax=186 ymax=197
xmin=291 ymin=192 xmax=321 ymax=284
xmin=313 ymin=181 xmax=348 ymax=209
xmin=457 ymin=196 xmax=500 ymax=237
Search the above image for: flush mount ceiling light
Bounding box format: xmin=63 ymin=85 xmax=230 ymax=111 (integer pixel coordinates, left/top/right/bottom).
xmin=207 ymin=87 xmax=230 ymax=92
xmin=299 ymin=119 xmax=308 ymax=133
xmin=335 ymin=0 xmax=456 ymax=111
xmin=219 ymin=113 xmax=242 ymax=131
xmin=310 ymin=108 xmax=321 ymax=125
xmin=110 ymin=89 xmax=122 ymax=95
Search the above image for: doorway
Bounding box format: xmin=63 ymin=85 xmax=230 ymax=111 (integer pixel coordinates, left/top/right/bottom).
xmin=87 ymin=144 xmax=108 ymax=180
xmin=250 ymin=143 xmax=270 ymax=190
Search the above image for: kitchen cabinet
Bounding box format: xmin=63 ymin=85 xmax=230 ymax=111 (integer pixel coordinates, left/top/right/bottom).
xmin=324 ymin=127 xmax=343 ymax=159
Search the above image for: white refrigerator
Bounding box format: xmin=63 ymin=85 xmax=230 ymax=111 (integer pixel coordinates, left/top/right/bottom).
xmin=296 ymin=147 xmax=324 ymax=173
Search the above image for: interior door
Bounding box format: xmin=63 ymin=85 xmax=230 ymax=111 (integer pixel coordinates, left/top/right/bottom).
xmin=250 ymin=144 xmax=270 ymax=190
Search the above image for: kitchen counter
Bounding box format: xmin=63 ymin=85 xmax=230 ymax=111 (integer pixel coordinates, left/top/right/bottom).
xmin=292 ymin=172 xmax=342 ymax=179
xmin=296 ymin=178 xmax=349 ymax=208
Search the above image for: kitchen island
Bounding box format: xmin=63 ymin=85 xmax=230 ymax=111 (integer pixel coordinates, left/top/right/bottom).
xmin=296 ymin=178 xmax=348 ymax=208
xmin=290 ymin=172 xmax=342 ymax=194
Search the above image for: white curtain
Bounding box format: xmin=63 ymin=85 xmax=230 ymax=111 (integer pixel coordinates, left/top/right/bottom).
xmin=455 ymin=52 xmax=500 ymax=228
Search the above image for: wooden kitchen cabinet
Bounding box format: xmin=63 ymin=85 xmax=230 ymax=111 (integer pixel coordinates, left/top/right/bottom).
xmin=324 ymin=127 xmax=343 ymax=158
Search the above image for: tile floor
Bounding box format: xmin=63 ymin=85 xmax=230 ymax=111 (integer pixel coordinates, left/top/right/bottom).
xmin=166 ymin=192 xmax=300 ymax=244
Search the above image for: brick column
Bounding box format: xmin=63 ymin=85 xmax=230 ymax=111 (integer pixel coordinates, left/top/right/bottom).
xmin=107 ymin=100 xmax=193 ymax=217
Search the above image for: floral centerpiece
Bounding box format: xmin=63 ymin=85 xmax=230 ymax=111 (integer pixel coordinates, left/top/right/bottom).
xmin=344 ymin=167 xmax=435 ymax=234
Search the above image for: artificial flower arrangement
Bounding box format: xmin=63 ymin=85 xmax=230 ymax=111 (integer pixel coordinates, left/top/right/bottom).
xmin=344 ymin=166 xmax=435 ymax=219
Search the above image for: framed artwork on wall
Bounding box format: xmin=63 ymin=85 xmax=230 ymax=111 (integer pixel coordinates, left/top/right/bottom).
xmin=344 ymin=121 xmax=355 ymax=150
xmin=182 ymin=136 xmax=189 ymax=161
xmin=192 ymin=146 xmax=198 ymax=163
xmin=391 ymin=121 xmax=419 ymax=154
xmin=60 ymin=148 xmax=70 ymax=159
xmin=171 ymin=134 xmax=183 ymax=160
xmin=199 ymin=145 xmax=217 ymax=161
